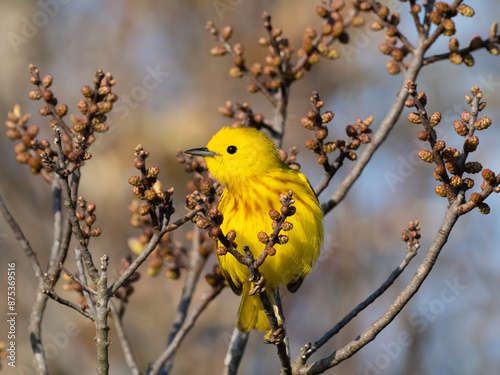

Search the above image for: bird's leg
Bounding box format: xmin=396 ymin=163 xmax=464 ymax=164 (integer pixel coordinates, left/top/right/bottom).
xmin=263 ymin=290 xmax=285 ymax=344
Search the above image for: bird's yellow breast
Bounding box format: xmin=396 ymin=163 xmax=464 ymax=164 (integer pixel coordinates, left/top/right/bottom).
xmin=216 ymin=168 xmax=323 ymax=292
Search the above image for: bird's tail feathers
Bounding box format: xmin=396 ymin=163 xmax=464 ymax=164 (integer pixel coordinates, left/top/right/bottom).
xmin=237 ymin=283 xmax=271 ymax=332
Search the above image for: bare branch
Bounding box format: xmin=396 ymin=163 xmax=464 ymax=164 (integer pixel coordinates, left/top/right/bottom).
xmin=110 ymin=301 xmax=140 ymax=375
xmin=322 ymin=36 xmax=427 ymax=214
xmin=0 ymin=193 xmax=42 ymax=278
xmin=295 ymin=245 xmax=418 ymax=366
xmin=221 ymin=328 xmax=249 ymax=375
xmin=299 ymin=198 xmax=462 ymax=374
xmin=95 ymin=255 xmax=111 ymax=375
xmin=162 ymin=227 xmax=210 ymax=374
xmin=147 ymin=283 xmax=225 ymax=375
xmin=43 ymin=288 xmax=94 ymax=320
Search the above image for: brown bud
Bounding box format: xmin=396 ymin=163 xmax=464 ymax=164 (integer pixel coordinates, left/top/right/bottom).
xmin=465 ymin=161 xmax=482 ymax=174
xmin=474 ymin=117 xmax=492 ymax=130
xmin=435 ymin=185 xmax=446 ymax=197
xmin=378 ymin=6 xmax=389 ymax=19
xmin=315 ymin=127 xmax=328 ymax=140
xmin=28 ymin=90 xmax=42 ymax=100
xmin=305 ymin=139 xmax=319 ymax=151
xmin=42 ymin=75 xmax=53 ymax=88
xmin=428 ymin=10 xmax=442 ymax=25
xmin=371 ymin=21 xmax=384 ymax=31
xmin=221 ymin=25 xmax=233 ymax=40
xmin=457 ymin=4 xmax=475 ymax=17
xmin=315 ymin=5 xmax=329 ymax=18
xmin=470 ymin=192 xmax=482 ymax=204
xmin=417 ymin=130 xmax=429 ymax=141
xmin=216 ymin=246 xmax=227 ymax=256
xmin=386 ymin=59 xmax=400 ymax=75
xmin=317 ymin=154 xmax=328 ymax=165
xmin=258 ymin=231 xmax=269 ymax=244
xmin=435 ymin=2 xmax=451 ymax=14
xmin=448 ymin=37 xmax=459 ymax=51
xmin=418 ymin=149 xmax=434 ymax=163
xmin=443 ymin=19 xmax=456 ymax=36
xmin=429 ymin=112 xmax=442 ymax=126
xmin=481 ymin=168 xmax=496 ymax=182
xmin=478 ymin=203 xmax=490 ymax=215
xmin=233 ymin=43 xmax=244 ymax=55
xmin=407 ymin=112 xmax=421 ymax=124
xmin=269 ymin=210 xmax=280 ymax=221
xmin=81 ymin=85 xmax=93 ymax=98
xmin=323 ymin=142 xmax=337 ymax=153
xmin=469 ymin=36 xmax=483 ymax=49
xmin=449 ymin=53 xmax=462 ymax=65
xmin=379 ymin=43 xmax=392 ymax=55
xmin=435 ymin=140 xmax=446 ymax=151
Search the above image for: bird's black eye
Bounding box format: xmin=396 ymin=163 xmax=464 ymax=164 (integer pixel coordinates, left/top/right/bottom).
xmin=227 ymin=146 xmax=237 ymax=154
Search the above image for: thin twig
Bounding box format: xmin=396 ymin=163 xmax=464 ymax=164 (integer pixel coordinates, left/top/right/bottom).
xmin=110 ymin=301 xmax=140 ymax=375
xmin=322 ymin=27 xmax=428 ymax=214
xmin=95 ymin=255 xmax=111 ymax=375
xmin=296 ymin=246 xmax=418 ymax=365
xmin=28 ymin=286 xmax=49 ymax=374
xmin=74 ymin=248 xmax=97 ymax=314
xmin=298 ymin=197 xmax=462 ymax=374
xmin=147 ymin=283 xmax=225 ymax=375
xmin=111 ymin=207 xmax=203 ymax=295
xmin=0 ymin=193 xmax=42 ymax=278
xmin=423 ymin=35 xmax=500 ymax=65
xmin=221 ymin=328 xmax=250 ymax=375
xmin=46 ymin=175 xmax=63 ymax=274
xmin=162 ymin=227 xmax=209 ymax=374
xmin=43 ymin=288 xmax=94 ymax=320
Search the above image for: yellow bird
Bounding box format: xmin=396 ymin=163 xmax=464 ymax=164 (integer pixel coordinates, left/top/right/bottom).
xmin=185 ymin=127 xmax=323 ymax=332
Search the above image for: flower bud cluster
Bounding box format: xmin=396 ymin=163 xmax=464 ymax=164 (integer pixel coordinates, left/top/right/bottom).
xmin=217 ymin=100 xmax=265 ymax=130
xmin=8 ymin=66 xmax=118 ymax=179
xmin=407 ymin=83 xmax=498 ymax=212
xmin=302 ymin=91 xmax=372 ymax=167
xmin=75 ymin=196 xmax=102 ymax=241
xmin=401 ymin=220 xmax=421 ymax=251
xmin=129 ymin=145 xmax=174 ymax=211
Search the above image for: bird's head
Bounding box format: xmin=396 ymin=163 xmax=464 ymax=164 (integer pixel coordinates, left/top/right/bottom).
xmin=185 ymin=127 xmax=285 ymax=185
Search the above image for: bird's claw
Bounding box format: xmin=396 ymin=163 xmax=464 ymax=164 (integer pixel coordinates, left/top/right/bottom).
xmin=263 ymin=326 xmax=285 ymax=344
xmin=248 ymin=275 xmax=266 ymax=295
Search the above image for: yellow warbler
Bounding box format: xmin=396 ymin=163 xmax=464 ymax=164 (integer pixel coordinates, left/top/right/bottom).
xmin=185 ymin=127 xmax=323 ymax=332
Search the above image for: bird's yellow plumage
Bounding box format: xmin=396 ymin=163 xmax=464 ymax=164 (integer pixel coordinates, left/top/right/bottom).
xmin=186 ymin=127 xmax=323 ymax=332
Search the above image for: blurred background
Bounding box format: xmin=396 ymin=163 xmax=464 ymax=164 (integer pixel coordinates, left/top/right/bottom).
xmin=1 ymin=1 xmax=499 ymax=374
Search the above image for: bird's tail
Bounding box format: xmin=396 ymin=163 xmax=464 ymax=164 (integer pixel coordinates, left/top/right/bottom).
xmin=237 ymin=283 xmax=271 ymax=332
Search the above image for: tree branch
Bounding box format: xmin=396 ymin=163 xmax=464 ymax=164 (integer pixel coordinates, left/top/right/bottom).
xmin=299 ymin=197 xmax=462 ymax=374
xmin=295 ymin=245 xmax=418 ymax=366
xmin=0 ymin=192 xmax=42 ymax=278
xmin=322 ymin=30 xmax=427 ymax=214
xmin=110 ymin=301 xmax=140 ymax=375
xmin=221 ymin=328 xmax=249 ymax=375
xmin=147 ymin=283 xmax=225 ymax=375
xmin=162 ymin=227 xmax=210 ymax=374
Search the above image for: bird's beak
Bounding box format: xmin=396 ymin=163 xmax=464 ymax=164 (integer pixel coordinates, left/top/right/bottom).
xmin=184 ymin=147 xmax=218 ymax=158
